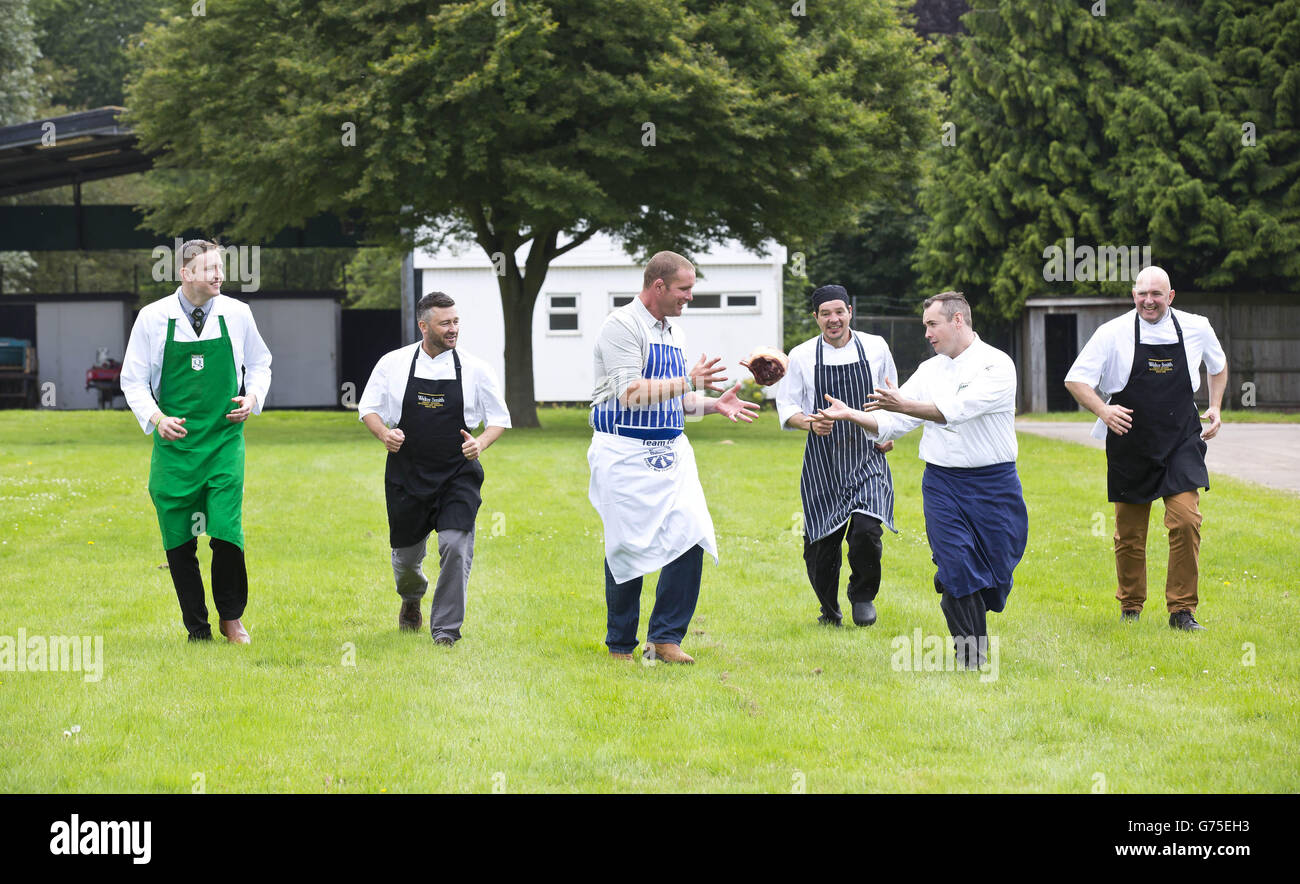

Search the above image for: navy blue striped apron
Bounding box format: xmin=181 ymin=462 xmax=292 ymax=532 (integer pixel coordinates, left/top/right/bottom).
xmin=590 ymin=342 xmax=686 ymax=440
xmin=800 ymin=336 xmax=895 ymax=542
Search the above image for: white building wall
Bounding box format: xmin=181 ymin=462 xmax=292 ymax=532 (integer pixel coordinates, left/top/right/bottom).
xmin=415 ymin=236 xmax=785 ymax=402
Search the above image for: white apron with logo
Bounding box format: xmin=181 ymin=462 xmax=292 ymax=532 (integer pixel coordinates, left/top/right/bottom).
xmin=587 ymin=432 xmax=718 ymax=584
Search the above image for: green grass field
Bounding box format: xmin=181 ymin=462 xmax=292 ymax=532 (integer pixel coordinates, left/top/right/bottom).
xmin=1018 ymin=410 xmax=1300 ymax=422
xmin=1 ymin=408 xmax=1296 ymax=793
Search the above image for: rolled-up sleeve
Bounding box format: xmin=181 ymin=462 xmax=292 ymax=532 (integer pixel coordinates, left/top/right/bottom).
xmin=1200 ymin=322 xmax=1227 ymax=376
xmin=358 ymin=353 xmax=394 ymax=425
xmin=775 ymin=359 xmax=808 ymax=430
xmin=476 ymin=362 xmax=511 ymax=429
xmin=239 ymin=307 xmax=272 ymax=413
xmin=879 ymin=346 xmax=898 ymax=390
xmin=594 ymin=316 xmax=646 ymax=403
xmin=121 ymin=313 xmax=159 ymax=434
xmin=1064 ymin=327 xmax=1110 ymax=390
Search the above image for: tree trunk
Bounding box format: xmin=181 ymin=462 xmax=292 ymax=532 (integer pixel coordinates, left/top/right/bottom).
xmin=497 ymin=270 xmax=541 ymax=428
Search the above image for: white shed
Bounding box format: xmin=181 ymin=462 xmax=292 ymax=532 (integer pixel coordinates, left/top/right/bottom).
xmin=411 ymin=234 xmax=786 ymax=402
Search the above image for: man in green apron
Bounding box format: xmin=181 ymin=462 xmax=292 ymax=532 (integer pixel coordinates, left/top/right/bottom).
xmin=1065 ymin=266 xmax=1227 ymax=631
xmin=121 ymin=240 xmax=273 ymax=642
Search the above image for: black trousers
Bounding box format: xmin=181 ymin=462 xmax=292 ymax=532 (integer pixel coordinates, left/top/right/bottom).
xmin=165 ymin=537 xmax=248 ymax=639
xmin=803 ymin=512 xmax=883 ymax=621
xmin=936 ymin=575 xmax=989 ymax=669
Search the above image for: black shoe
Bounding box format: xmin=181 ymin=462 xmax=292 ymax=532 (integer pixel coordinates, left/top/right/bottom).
xmin=1120 ymin=609 xmax=1140 ymax=623
xmin=398 ymin=600 xmax=422 ymax=632
xmin=816 ymin=614 xmax=842 ymax=627
xmin=852 ymin=601 xmax=877 ymax=627
xmin=1169 ymin=610 xmax=1205 ymax=631
xmin=187 ymin=631 xmax=213 ymax=642
xmin=432 ymin=635 xmax=456 ymax=646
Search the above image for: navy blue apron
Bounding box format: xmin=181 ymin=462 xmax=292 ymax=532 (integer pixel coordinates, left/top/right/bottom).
xmin=384 ymin=347 xmax=483 ymax=548
xmin=1106 ymin=310 xmax=1209 ymax=503
xmin=800 ymin=335 xmax=894 ymax=541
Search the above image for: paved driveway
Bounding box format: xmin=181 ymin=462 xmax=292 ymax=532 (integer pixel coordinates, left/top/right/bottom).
xmin=1016 ymin=421 xmax=1300 ymax=495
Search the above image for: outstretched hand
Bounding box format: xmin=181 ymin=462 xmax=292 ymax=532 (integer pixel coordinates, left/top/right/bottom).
xmin=814 ymin=393 xmax=856 ymax=423
xmin=690 ymin=353 xmax=728 ymax=393
xmin=715 ymin=382 xmax=760 ymax=423
xmin=864 ymin=378 xmax=905 ymax=413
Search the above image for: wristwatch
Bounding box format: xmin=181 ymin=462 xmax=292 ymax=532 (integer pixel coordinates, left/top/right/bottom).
xmin=684 ymin=374 xmax=696 ymax=393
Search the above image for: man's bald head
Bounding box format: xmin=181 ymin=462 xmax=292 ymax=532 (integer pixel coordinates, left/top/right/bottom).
xmin=1133 ymin=265 xmax=1171 ymax=294
xmin=1132 ymin=265 xmax=1175 ymax=323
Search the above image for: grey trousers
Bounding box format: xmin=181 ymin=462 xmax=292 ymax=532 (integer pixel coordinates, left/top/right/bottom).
xmin=392 ymin=528 xmax=475 ymax=641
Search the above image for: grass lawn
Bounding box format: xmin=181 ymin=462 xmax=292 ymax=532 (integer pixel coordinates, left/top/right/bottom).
xmin=1 ymin=407 xmax=1296 ymax=793
xmin=1018 ymin=410 xmax=1300 ymax=423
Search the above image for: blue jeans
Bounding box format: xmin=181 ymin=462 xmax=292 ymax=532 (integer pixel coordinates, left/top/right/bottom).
xmin=604 ymin=544 xmax=704 ymax=653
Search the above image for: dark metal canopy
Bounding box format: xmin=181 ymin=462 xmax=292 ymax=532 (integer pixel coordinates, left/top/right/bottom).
xmin=0 ymin=107 xmax=152 ymax=198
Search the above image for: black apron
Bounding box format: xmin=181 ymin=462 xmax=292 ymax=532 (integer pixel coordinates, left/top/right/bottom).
xmin=800 ymin=335 xmax=894 ymax=541
xmin=1106 ymin=310 xmax=1209 ymax=503
xmin=384 ymin=347 xmax=484 ymax=548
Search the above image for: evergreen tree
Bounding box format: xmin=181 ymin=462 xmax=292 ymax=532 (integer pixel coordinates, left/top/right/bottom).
xmin=916 ymin=0 xmax=1299 ymax=319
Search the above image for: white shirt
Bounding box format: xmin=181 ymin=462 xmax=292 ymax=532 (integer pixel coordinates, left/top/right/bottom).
xmin=121 ymin=289 xmax=272 ymax=435
xmin=358 ymin=342 xmax=511 ymax=430
xmin=869 ymin=335 xmax=1019 ymax=467
xmin=776 ymin=330 xmax=897 ymax=430
xmin=1065 ymin=307 xmax=1226 ymax=439
xmin=590 ymin=298 xmax=686 ymax=406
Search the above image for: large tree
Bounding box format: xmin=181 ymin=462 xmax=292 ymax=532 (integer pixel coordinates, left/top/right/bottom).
xmin=1 ymin=0 xmax=45 ymax=292
xmin=916 ymin=0 xmax=1300 ymax=319
xmin=126 ymin=0 xmax=941 ymax=425
xmin=30 ymin=0 xmax=162 ymax=109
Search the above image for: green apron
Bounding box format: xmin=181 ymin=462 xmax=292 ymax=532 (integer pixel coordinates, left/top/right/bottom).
xmin=148 ymin=315 xmax=246 ymax=550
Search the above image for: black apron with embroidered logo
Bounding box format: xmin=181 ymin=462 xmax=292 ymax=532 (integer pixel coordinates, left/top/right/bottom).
xmin=1106 ymin=310 xmax=1209 ymax=503
xmin=385 ymin=347 xmax=484 ymax=548
xmin=800 ymin=335 xmax=894 ymax=541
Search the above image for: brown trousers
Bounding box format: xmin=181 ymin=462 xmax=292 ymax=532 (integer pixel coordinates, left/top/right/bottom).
xmin=1113 ymin=491 xmax=1201 ymax=614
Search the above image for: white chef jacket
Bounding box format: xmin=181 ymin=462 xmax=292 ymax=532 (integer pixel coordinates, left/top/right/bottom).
xmin=358 ymin=342 xmax=511 ymax=430
xmin=121 ymin=289 xmax=272 ymax=435
xmin=868 ymin=335 xmax=1018 ymax=467
xmin=776 ymin=331 xmax=898 ymax=430
xmin=1065 ymin=307 xmax=1227 ymax=439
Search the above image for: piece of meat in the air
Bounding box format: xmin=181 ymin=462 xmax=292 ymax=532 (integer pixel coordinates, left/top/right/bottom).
xmin=739 ymin=346 xmax=789 ymax=386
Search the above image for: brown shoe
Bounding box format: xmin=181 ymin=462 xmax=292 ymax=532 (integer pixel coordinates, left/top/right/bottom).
xmin=609 ymin=651 xmax=635 ymax=661
xmin=643 ymin=642 xmax=694 ymax=664
xmin=219 ymin=619 xmax=250 ymax=644
xmin=398 ymin=600 xmax=422 ymax=631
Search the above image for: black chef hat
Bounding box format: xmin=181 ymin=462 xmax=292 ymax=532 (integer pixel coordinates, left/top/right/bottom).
xmin=811 ymin=284 xmax=849 ymax=311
